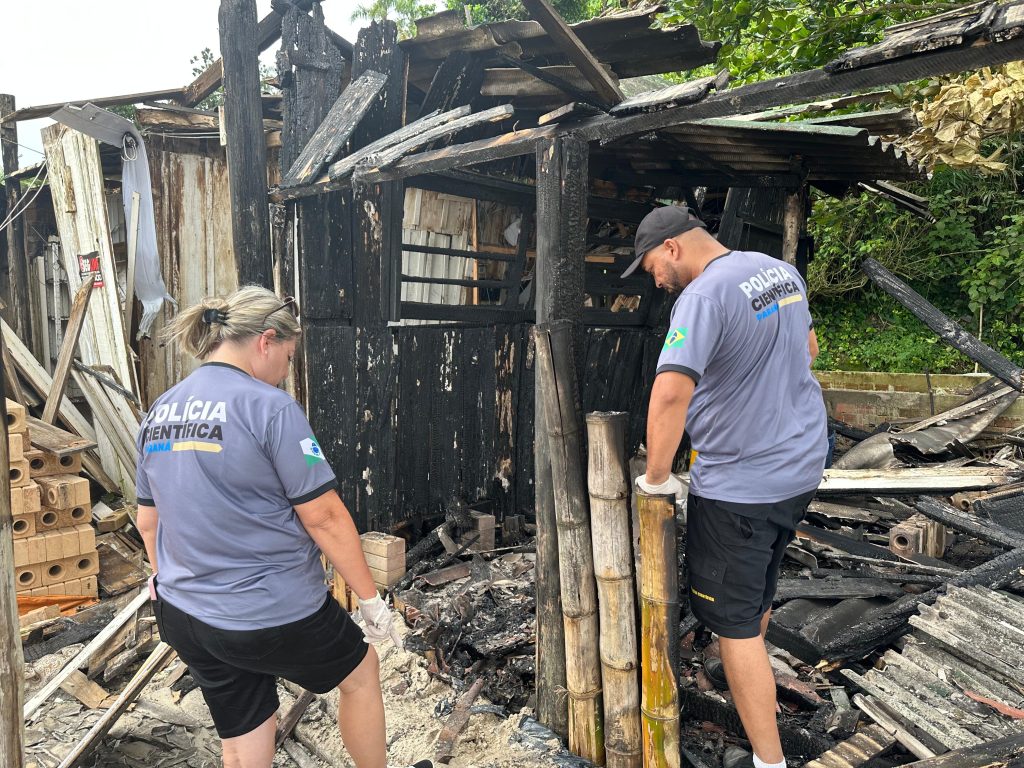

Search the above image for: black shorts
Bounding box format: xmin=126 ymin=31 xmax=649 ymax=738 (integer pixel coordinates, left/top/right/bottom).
xmin=152 ymin=587 xmax=367 ymax=738
xmin=685 ymin=491 xmax=815 ymax=639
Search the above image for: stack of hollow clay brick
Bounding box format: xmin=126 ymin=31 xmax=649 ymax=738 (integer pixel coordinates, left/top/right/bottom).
xmin=332 ymin=532 xmax=407 ymax=611
xmin=7 ymin=399 xmax=99 ymax=597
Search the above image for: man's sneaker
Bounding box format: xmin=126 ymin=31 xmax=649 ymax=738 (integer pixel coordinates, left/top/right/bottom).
xmin=703 ymin=657 xmax=729 ymax=691
xmin=723 ymin=747 xmax=755 ymax=768
xmin=408 ymin=761 xmax=434 ymax=768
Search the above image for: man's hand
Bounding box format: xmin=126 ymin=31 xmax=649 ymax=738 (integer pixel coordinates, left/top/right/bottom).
xmin=636 ymin=473 xmax=685 ymax=498
xmin=357 ymin=594 xmax=403 ymax=649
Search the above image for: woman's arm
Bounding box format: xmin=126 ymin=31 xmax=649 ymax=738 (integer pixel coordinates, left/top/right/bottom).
xmin=137 ymin=504 xmax=159 ymax=573
xmin=294 ymin=490 xmax=378 ymax=600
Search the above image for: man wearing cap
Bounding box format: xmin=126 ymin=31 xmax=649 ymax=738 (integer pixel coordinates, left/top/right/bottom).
xmin=627 ymin=207 xmax=827 ymax=768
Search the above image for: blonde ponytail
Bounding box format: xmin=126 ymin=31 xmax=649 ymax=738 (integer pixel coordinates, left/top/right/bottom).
xmin=162 ymin=285 xmax=300 ymax=360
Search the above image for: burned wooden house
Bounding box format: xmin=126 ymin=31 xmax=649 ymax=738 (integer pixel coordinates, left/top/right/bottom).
xmin=4 ymin=2 xmax=1024 ymax=767
xmin=1 ymin=0 xmax=1022 ymax=530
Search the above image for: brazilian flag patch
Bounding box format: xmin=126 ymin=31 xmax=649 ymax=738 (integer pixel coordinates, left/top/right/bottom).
xmin=664 ymin=327 xmax=688 ymax=349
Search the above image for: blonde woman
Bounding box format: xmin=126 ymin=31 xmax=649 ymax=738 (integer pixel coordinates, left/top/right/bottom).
xmin=136 ymin=286 xmax=429 ymax=768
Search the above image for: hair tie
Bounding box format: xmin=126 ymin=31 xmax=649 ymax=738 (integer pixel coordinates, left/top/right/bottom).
xmin=202 ymin=308 xmax=229 ymax=325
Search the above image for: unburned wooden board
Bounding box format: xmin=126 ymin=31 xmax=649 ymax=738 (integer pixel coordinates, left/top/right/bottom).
xmin=97 ymin=541 xmax=148 ymax=597
xmin=26 ymin=416 xmax=96 ymax=456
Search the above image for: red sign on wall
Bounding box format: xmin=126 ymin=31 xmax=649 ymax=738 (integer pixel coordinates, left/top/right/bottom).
xmin=77 ymin=251 xmax=104 ymax=288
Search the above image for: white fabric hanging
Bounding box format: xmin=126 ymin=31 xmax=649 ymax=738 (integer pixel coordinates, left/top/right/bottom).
xmin=51 ymin=103 xmax=176 ymax=337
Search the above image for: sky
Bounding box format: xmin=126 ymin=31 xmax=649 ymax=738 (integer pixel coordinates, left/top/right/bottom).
xmin=1 ymin=1 xmax=441 ymax=167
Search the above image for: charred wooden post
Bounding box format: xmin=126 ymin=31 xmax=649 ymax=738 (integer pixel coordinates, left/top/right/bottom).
xmin=637 ymin=491 xmax=680 ymax=768
xmin=781 ymin=184 xmax=807 ymax=267
xmin=0 ymin=334 xmax=25 ymax=768
xmin=586 ymin=412 xmax=642 ymax=768
xmin=348 ymin=20 xmax=405 ymax=530
xmin=219 ymin=0 xmax=272 ymax=286
xmin=862 ymin=258 xmax=1023 ymax=392
xmin=534 ymin=133 xmax=588 ymax=740
xmin=1 ymin=94 xmax=30 ymax=342
xmin=534 ymin=321 xmax=604 ymax=765
xmin=277 ymin=3 xmax=347 ymax=410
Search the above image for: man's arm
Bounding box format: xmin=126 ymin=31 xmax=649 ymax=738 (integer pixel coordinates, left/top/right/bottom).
xmin=809 ymin=328 xmax=819 ymax=364
xmin=644 ymin=371 xmax=696 ymax=484
xmin=294 ymin=490 xmax=378 ymax=600
xmin=137 ymin=505 xmax=159 ymax=573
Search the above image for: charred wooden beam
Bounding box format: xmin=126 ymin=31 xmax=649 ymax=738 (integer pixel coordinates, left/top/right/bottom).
xmin=861 ymin=257 xmax=1023 ymax=391
xmin=821 ymin=546 xmax=1024 ymax=661
xmin=219 ymin=0 xmax=272 ymax=286
xmin=532 ymin=133 xmax=588 ymax=742
xmin=282 ymin=69 xmax=386 ymax=187
xmin=914 ymin=495 xmax=1024 ymax=550
xmin=416 ymin=50 xmax=486 ymax=120
xmin=355 ymin=104 xmax=514 ymax=179
xmin=901 ymin=733 xmax=1024 ymax=768
xmin=2 ymin=89 xmax=187 ymax=124
xmin=492 ymin=55 xmax=611 ymax=109
xmin=358 ymin=25 xmax=1024 ymax=181
xmin=520 ymin=0 xmax=623 ymax=107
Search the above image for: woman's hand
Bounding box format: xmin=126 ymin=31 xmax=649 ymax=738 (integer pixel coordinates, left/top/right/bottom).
xmin=357 ymin=594 xmax=403 ymax=649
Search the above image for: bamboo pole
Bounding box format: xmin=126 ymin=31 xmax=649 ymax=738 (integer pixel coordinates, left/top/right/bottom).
xmin=637 ymin=491 xmax=680 ymax=768
xmin=535 ymin=381 xmax=569 ymax=738
xmin=586 ymin=412 xmax=642 ymax=768
xmin=534 ymin=321 xmax=604 ymax=765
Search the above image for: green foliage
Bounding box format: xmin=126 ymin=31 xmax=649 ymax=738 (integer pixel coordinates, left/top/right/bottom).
xmin=353 ymin=0 xmax=439 ymax=37
xmin=658 ymin=0 xmax=960 ymax=84
xmin=809 ymin=155 xmax=1024 ymax=374
xmin=446 ymin=0 xmax=602 ymax=25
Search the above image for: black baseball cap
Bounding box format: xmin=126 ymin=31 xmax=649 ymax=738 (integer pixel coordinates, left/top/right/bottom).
xmin=622 ymin=206 xmax=707 ymax=278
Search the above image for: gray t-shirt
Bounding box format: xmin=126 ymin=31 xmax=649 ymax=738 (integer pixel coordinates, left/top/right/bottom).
xmin=656 ymin=250 xmax=827 ymax=504
xmin=136 ymin=362 xmax=337 ymax=630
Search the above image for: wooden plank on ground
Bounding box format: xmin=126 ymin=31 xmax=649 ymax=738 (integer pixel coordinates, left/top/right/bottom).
xmin=819 ymin=467 xmax=1017 ymax=495
xmin=24 ymin=589 xmax=149 ymax=719
xmin=59 ymin=670 xmax=112 ymax=710
xmin=41 ymin=275 xmax=95 ymax=424
xmin=520 ymin=0 xmax=623 ymax=106
xmin=96 ymin=542 xmax=148 ymax=597
xmin=55 ymin=642 xmax=175 ymax=768
xmin=281 ymin=70 xmax=388 ymax=187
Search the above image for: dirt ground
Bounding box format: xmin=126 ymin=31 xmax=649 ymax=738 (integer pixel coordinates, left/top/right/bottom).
xmin=23 ymin=614 xmax=563 ymax=768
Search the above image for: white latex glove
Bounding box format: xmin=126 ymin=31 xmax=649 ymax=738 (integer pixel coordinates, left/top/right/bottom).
xmin=357 ymin=594 xmax=403 ymax=649
xmin=635 ymin=473 xmax=685 ymax=498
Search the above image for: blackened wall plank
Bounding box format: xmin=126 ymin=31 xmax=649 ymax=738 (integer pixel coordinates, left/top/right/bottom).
xmin=279 ymin=4 xmax=352 ymax=321
xmin=219 ymin=0 xmax=272 ymax=286
xmin=350 ymin=21 xmax=405 ymax=531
